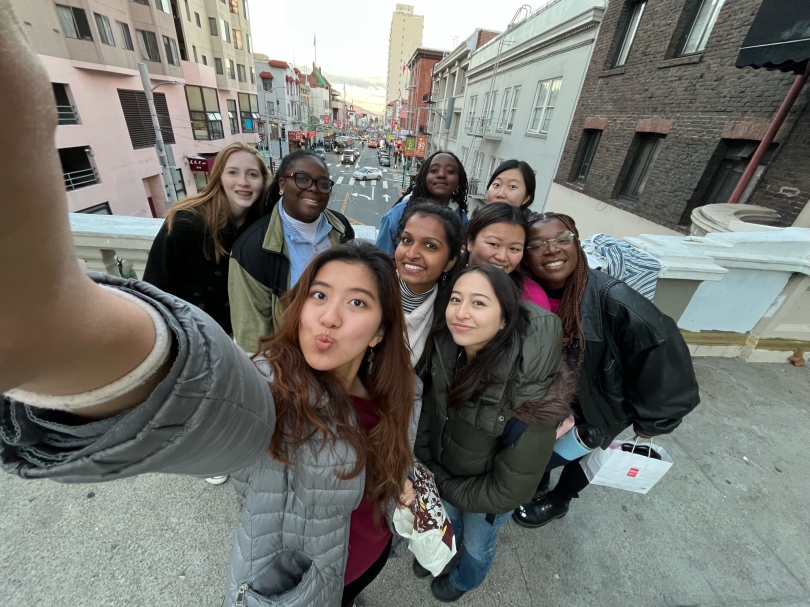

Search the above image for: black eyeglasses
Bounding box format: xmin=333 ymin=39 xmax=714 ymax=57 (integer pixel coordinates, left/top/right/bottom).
xmin=525 ymin=231 xmax=575 ymax=256
xmin=282 ymin=172 xmax=334 ymax=193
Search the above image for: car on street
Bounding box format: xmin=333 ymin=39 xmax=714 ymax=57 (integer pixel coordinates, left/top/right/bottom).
xmin=353 ymin=167 xmax=382 ymax=181
xmin=367 ymin=140 xmax=377 ymax=148
xmin=314 ymin=147 xmax=325 ymax=159
xmin=379 ymin=155 xmax=390 ymax=167
xmin=348 ymin=149 xmax=360 ymax=161
xmin=341 ymin=150 xmax=355 ymax=164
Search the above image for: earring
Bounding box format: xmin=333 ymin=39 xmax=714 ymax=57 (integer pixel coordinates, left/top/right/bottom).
xmin=453 ymin=189 xmax=459 ymax=195
xmin=441 ymin=273 xmax=446 ymax=287
xmin=280 ymin=190 xmax=284 ymax=196
xmin=367 ymin=346 xmax=375 ymax=374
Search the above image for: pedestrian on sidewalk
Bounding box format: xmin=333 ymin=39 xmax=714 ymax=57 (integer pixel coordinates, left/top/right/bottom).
xmin=228 ymin=149 xmax=354 ymax=354
xmin=512 ymin=212 xmax=700 ymax=529
xmin=376 ymin=151 xmax=469 ymax=255
xmin=485 ymin=160 xmax=536 ymax=210
xmin=413 ymin=265 xmax=573 ymax=602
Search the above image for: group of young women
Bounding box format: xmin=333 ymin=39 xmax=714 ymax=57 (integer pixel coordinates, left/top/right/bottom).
xmin=0 ymin=14 xmax=699 ymax=607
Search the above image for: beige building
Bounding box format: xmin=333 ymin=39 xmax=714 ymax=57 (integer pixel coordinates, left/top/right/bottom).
xmin=10 ymin=0 xmax=258 ymax=217
xmin=385 ymin=4 xmax=423 ymax=112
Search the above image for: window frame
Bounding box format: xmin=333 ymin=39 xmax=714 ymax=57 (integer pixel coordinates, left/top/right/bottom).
xmin=227 ymin=59 xmax=236 ymax=80
xmin=215 ymin=57 xmax=224 ymax=75
xmin=612 ymin=1 xmax=646 ymax=67
xmin=527 ymin=77 xmax=562 ymax=135
xmin=221 ymin=19 xmax=231 ymax=43
xmin=195 ymin=12 xmax=201 ymax=27
xmin=681 ymin=0 xmax=726 ymax=55
xmin=237 ymin=64 xmax=246 ymax=82
xmin=185 ymin=85 xmax=224 ymax=141
xmin=155 ymin=0 xmax=170 ymax=13
xmin=238 ymin=93 xmax=259 ymax=132
xmin=118 ymin=21 xmax=134 ymax=50
xmin=249 ymin=67 xmax=255 ymax=85
xmin=506 ymin=85 xmax=521 ymax=132
xmin=136 ymin=29 xmax=160 ymax=63
xmin=227 ymin=99 xmax=240 ymax=134
xmin=94 ymin=13 xmax=115 ymax=46
xmin=56 ymin=5 xmax=93 ymax=41
xmin=619 ymin=134 xmax=665 ymax=201
xmin=465 ymin=95 xmax=477 ymax=129
xmin=163 ymin=35 xmax=180 ymax=66
xmin=233 ymin=29 xmax=243 ymax=50
xmin=497 ymin=88 xmax=511 ymax=132
xmin=573 ymin=129 xmax=603 ymax=184
xmin=208 ymin=17 xmax=217 ymax=37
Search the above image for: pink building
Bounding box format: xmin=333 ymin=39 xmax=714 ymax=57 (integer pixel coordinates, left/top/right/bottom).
xmin=12 ymin=0 xmax=260 ymax=218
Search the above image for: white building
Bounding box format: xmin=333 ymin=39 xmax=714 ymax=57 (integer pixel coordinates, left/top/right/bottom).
xmin=254 ymin=55 xmax=302 ymax=148
xmin=446 ymin=0 xmax=606 ymax=207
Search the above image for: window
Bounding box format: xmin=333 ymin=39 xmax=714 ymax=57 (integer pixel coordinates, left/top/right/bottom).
xmin=465 ymin=95 xmax=477 ymax=129
xmin=682 ymin=0 xmax=725 ymax=54
xmin=227 ymin=59 xmax=236 ymax=79
xmin=528 ymin=77 xmax=562 ymax=135
xmin=59 ymin=147 xmax=99 ymax=190
xmin=237 ymin=64 xmax=246 ymax=82
xmin=243 ymin=0 xmax=250 ymax=20
xmin=117 ymin=89 xmax=175 ymax=149
xmin=487 ymin=156 xmax=498 ymax=181
xmin=227 ymin=99 xmax=239 ymax=134
xmin=136 ymin=30 xmax=160 ymax=62
xmin=221 ymin=19 xmax=231 ymax=43
xmin=228 ymin=0 xmax=239 ymax=14
xmin=52 ymin=83 xmax=78 ymax=125
xmin=620 ymin=134 xmax=665 ymax=201
xmin=209 ymin=17 xmax=217 ymax=36
xmin=130 ymin=0 xmax=148 ymax=5
xmin=163 ymin=36 xmax=180 ymax=66
xmin=77 ymin=202 xmax=112 ymax=215
xmin=233 ymin=29 xmax=243 ymax=50
xmin=573 ymin=130 xmax=602 ymax=184
xmin=195 ymin=12 xmax=201 ymax=27
xmin=184 ymin=0 xmax=191 ymax=20
xmin=192 ymin=45 xmax=198 ymax=63
xmin=451 ymin=113 xmax=460 ymax=139
xmin=118 ymin=21 xmax=134 ymax=50
xmin=201 ymin=55 xmax=207 ymax=66
xmin=262 ymin=77 xmax=273 ymax=92
xmin=93 ymin=13 xmax=115 ymax=46
xmin=155 ymin=0 xmax=170 ymax=13
xmin=497 ymin=88 xmax=511 ymax=131
xmin=613 ymin=1 xmax=646 ymax=67
xmin=249 ymin=67 xmax=255 ymax=84
xmin=506 ymin=86 xmax=521 ymax=132
xmin=56 ymin=5 xmax=92 ymax=41
xmin=239 ymin=93 xmax=259 ymax=131
xmin=215 ymin=57 xmax=223 ymax=74
xmin=185 ymin=85 xmax=224 ymax=140
xmin=246 ymin=33 xmax=252 ymax=53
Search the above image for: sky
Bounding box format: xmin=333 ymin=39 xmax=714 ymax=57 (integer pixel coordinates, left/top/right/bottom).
xmin=250 ymin=0 xmax=526 ymax=114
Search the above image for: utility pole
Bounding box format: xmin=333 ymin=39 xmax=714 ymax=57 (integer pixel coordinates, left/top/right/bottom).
xmin=138 ymin=63 xmax=178 ymax=206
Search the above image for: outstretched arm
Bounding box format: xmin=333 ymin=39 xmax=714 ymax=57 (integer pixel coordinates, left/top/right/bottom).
xmin=0 ymin=4 xmax=167 ymax=417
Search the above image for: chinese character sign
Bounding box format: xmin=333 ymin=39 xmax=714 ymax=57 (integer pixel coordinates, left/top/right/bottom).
xmin=404 ymin=135 xmax=416 ymax=157
xmin=323 ymin=115 xmax=330 ymax=125
xmin=337 ymin=119 xmax=342 ymax=128
xmin=415 ymin=135 xmax=427 ymax=158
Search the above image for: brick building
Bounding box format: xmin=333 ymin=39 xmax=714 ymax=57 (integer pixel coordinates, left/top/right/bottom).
xmin=405 ymin=48 xmax=447 ymax=133
xmin=554 ymin=0 xmax=810 ymax=230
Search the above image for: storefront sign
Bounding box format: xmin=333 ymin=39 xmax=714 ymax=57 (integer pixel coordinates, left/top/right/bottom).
xmin=188 ymin=155 xmax=216 ymax=173
xmin=404 ymin=135 xmax=416 ymax=157
xmin=415 ymin=135 xmax=427 ymax=158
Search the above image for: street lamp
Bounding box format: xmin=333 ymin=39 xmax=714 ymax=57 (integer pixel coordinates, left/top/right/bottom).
xmin=137 ymin=63 xmax=182 ymax=206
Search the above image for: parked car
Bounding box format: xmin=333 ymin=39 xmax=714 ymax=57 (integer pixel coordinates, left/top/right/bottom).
xmin=353 ymin=167 xmax=382 ymax=181
xmin=314 ymin=147 xmax=325 ymax=159
xmin=341 ymin=150 xmax=355 ymax=164
xmin=379 ymin=155 xmax=390 ymax=167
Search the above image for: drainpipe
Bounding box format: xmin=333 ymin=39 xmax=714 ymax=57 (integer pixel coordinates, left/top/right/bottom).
xmin=728 ymin=61 xmax=810 ymax=204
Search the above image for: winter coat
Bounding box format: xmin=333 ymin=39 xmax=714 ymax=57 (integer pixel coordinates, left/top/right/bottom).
xmin=414 ymin=302 xmax=575 ymax=515
xmin=143 ymin=209 xmax=254 ymax=334
xmin=0 ymin=273 xmax=421 ymax=607
xmin=573 ymin=270 xmax=700 ymax=446
xmin=228 ymin=203 xmax=354 ymax=352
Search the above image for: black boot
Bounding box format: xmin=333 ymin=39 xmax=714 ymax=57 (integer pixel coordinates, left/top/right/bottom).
xmin=431 ymin=574 xmax=466 ymax=602
xmin=412 ymin=558 xmax=431 ymax=579
xmin=512 ymin=494 xmax=570 ymax=528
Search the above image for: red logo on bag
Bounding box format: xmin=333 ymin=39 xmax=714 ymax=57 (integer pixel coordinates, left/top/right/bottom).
xmin=627 ymin=468 xmax=640 ymax=478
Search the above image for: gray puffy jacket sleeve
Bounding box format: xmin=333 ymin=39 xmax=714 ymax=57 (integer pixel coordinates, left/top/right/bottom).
xmin=0 ymin=273 xmax=275 ymax=483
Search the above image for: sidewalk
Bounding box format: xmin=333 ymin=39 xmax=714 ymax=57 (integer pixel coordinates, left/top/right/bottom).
xmin=2 ymin=357 xmax=808 ymax=607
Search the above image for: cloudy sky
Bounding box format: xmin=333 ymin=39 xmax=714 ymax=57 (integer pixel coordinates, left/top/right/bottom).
xmin=250 ymin=0 xmax=527 ymax=114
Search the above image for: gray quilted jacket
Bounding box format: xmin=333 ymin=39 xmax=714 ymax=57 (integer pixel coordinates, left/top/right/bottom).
xmin=0 ymin=274 xmax=422 ymax=607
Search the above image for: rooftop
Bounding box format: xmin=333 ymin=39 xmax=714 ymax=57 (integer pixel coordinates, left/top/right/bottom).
xmin=3 ymin=356 xmax=809 ymax=606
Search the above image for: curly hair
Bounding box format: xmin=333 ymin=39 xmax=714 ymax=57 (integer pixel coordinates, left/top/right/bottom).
xmin=396 ymin=150 xmax=468 ymax=214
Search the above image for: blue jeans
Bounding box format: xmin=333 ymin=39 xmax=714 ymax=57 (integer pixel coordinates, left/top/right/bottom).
xmin=442 ymin=501 xmax=512 ymax=592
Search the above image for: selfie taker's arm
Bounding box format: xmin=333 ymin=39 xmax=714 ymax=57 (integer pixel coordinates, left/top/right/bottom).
xmin=0 ymin=3 xmax=166 ymax=416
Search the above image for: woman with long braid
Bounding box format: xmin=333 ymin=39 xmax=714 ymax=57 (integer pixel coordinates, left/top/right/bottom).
xmin=512 ymin=212 xmax=700 ymax=528
xmin=375 ymin=151 xmax=469 ymax=255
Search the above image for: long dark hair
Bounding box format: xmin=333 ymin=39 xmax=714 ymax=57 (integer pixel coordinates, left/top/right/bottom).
xmin=396 ymin=151 xmax=469 ymax=214
xmin=525 ymin=212 xmax=589 ymax=363
xmin=266 ymin=149 xmax=329 ymax=211
xmin=398 ymin=201 xmax=464 ymax=265
xmin=460 ymin=202 xmax=529 ymax=292
xmin=258 ymin=242 xmax=414 ymax=518
xmin=486 ymin=159 xmax=536 ymax=209
xmin=443 ymin=265 xmax=529 ymax=409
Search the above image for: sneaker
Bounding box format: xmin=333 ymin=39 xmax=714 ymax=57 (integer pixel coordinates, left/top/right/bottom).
xmin=512 ymin=494 xmax=570 ymax=528
xmin=412 ymin=558 xmax=431 ymax=579
xmin=205 ymin=475 xmax=229 ymax=485
xmin=431 ymin=574 xmax=465 ymax=603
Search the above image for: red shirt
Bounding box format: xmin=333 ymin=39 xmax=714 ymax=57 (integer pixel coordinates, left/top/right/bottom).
xmin=344 ymin=396 xmax=392 ymax=584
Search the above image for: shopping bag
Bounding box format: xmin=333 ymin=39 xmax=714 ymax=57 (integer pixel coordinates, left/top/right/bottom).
xmin=580 ymin=436 xmax=673 ymax=494
xmin=392 ymin=460 xmax=457 ymax=576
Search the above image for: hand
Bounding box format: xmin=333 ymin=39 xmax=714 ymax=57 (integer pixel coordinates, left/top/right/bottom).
xmin=634 ymin=430 xmax=656 ymax=440
xmin=397 ymin=479 xmax=415 ymax=509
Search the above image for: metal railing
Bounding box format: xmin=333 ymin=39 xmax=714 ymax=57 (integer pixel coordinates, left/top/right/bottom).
xmin=56 ymin=104 xmax=78 ymax=125
xmin=63 ymin=167 xmax=99 ymax=191
xmin=464 ymin=117 xmax=502 ymax=138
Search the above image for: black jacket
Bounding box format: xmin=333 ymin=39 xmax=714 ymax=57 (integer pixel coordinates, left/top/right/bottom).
xmin=573 ymin=270 xmax=700 ymax=446
xmin=143 ymin=210 xmax=251 ymax=334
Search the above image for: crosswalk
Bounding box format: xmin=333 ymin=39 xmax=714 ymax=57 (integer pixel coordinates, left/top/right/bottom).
xmin=336 ymin=176 xmax=343 ymax=185
xmin=349 ymin=178 xmax=355 ymax=185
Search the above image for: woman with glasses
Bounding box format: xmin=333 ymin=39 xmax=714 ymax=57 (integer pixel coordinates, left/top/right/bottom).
xmin=229 ymin=149 xmax=354 ymax=353
xmin=512 ymin=212 xmax=699 ymax=529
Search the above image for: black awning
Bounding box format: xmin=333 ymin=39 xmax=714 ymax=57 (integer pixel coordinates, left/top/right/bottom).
xmin=735 ymin=0 xmax=810 ymax=73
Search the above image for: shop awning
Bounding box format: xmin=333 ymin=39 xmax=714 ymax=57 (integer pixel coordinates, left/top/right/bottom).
xmin=188 ymin=155 xmax=216 ymax=173
xmin=735 ymin=0 xmax=810 ymax=73
xmin=259 ymin=71 xmax=273 ymax=79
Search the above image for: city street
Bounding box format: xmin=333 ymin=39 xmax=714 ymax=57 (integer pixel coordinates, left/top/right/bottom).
xmin=324 ymin=143 xmax=406 ymax=229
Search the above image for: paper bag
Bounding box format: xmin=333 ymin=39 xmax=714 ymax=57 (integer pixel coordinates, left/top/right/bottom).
xmin=580 ymin=437 xmax=673 ymax=494
xmin=392 ymin=461 xmax=457 ymax=576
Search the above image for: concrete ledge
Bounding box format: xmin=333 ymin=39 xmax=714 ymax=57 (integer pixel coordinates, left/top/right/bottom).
xmin=658 ymin=54 xmax=703 ymax=69
xmin=599 ymin=66 xmax=626 ymax=77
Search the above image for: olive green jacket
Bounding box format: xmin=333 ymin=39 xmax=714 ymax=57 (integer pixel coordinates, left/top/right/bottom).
xmin=415 ymin=303 xmax=574 ymax=514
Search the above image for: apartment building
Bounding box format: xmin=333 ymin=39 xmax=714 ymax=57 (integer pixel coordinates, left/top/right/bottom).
xmin=255 ymin=57 xmax=303 ymax=150
xmin=385 ymin=4 xmax=424 ymax=113
xmin=426 ymin=29 xmax=500 ymax=157
xmin=404 ymin=48 xmax=446 ymax=134
xmin=10 ymin=0 xmax=259 ymax=217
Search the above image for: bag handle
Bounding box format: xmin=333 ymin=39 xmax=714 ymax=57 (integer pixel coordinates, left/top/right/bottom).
xmin=618 ymin=434 xmax=655 ymax=459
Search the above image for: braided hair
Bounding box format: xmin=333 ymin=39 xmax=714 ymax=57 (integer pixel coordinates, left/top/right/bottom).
xmin=526 ymin=211 xmax=589 ymax=364
xmin=396 ymin=151 xmax=469 ymax=214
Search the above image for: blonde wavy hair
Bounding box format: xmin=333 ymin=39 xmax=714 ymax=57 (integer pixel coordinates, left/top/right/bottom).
xmin=166 ymin=142 xmax=271 ymax=262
